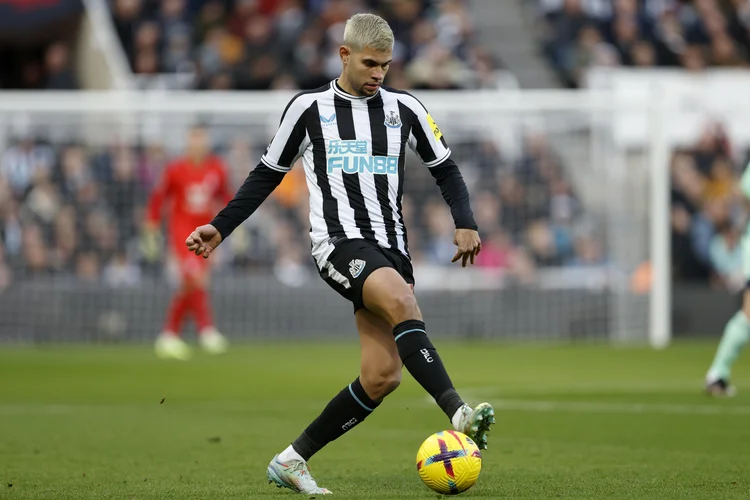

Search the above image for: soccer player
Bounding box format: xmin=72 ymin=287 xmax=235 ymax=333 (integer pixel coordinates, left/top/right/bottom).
xmin=146 ymin=124 xmax=232 ymax=360
xmin=705 ymin=163 xmax=750 ymax=396
xmin=186 ymin=14 xmax=495 ymax=494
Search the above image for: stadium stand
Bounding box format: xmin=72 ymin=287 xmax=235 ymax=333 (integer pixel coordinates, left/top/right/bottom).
xmin=0 ymin=0 xmax=603 ymax=290
xmin=0 ymin=0 xmax=83 ymax=90
xmin=110 ymin=0 xmax=499 ymax=90
xmin=536 ymin=0 xmax=750 ymax=88
xmin=670 ymin=120 xmax=750 ymax=291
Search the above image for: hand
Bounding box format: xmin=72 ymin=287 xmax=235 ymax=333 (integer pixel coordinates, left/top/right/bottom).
xmin=186 ymin=224 xmax=223 ymax=259
xmin=140 ymin=223 xmax=163 ymax=263
xmin=451 ymin=229 xmax=481 ymax=267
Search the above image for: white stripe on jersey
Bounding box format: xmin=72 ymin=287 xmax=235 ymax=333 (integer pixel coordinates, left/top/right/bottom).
xmin=350 ymin=101 xmax=391 ymax=249
xmin=317 ymin=97 xmax=363 ymax=243
xmin=381 ymin=91 xmax=408 ymax=255
xmin=303 ymin=145 xmax=335 ymax=267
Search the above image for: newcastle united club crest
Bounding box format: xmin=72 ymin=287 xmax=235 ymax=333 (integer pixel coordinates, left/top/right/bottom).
xmin=384 ymin=111 xmax=402 ymax=129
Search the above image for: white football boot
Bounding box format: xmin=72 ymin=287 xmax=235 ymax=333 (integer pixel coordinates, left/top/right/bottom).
xmin=154 ymin=333 xmax=192 ymax=361
xmin=198 ymin=327 xmax=229 ymax=355
xmin=454 ymin=402 xmax=496 ymax=450
xmin=266 ymin=454 xmax=332 ymax=495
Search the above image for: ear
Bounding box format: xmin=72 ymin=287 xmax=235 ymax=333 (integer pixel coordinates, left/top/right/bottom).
xmin=339 ymin=45 xmax=350 ymax=64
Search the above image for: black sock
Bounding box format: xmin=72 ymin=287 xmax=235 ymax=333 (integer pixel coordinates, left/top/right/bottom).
xmin=394 ymin=320 xmax=464 ymax=420
xmin=291 ymin=376 xmax=379 ymax=461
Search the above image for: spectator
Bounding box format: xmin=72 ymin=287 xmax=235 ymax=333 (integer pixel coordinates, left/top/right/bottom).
xmin=112 ymin=0 xmax=499 ymax=90
xmin=0 ymin=122 xmax=600 ymax=285
xmin=539 ymin=0 xmax=750 ymax=86
xmin=709 ymin=222 xmax=744 ymax=290
xmin=44 ymin=43 xmax=78 ymax=90
xmin=669 ymin=119 xmax=750 ymax=290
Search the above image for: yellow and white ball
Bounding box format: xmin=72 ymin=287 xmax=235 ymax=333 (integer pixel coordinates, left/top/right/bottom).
xmin=416 ymin=430 xmax=482 ymax=495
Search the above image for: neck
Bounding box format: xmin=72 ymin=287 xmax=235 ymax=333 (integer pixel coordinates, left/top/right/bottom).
xmin=337 ymin=74 xmax=360 ymax=97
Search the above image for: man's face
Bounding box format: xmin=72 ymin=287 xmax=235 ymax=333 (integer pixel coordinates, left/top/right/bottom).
xmin=342 ymin=45 xmax=392 ymax=96
xmin=186 ymin=127 xmax=209 ymax=160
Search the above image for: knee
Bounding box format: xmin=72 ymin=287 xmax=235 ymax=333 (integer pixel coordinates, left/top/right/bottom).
xmin=361 ymin=364 xmax=402 ymax=401
xmin=389 ymin=293 xmax=420 ymax=325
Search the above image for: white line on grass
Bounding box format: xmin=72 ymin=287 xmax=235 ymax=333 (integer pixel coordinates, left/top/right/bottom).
xmin=422 ymin=394 xmax=750 ymax=416
xmin=490 ymin=399 xmax=750 ymax=416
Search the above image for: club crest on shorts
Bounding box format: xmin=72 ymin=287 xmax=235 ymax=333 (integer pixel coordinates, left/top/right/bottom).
xmin=384 ymin=110 xmax=402 ymax=129
xmin=349 ymin=259 xmax=366 ymax=278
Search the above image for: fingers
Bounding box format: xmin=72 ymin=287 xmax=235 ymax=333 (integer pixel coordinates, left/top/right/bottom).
xmin=453 ymin=244 xmax=481 ymax=266
xmin=451 ymin=250 xmax=461 ymax=263
xmin=186 ymin=232 xmax=201 ymax=251
xmin=186 ymin=230 xmax=210 ymax=258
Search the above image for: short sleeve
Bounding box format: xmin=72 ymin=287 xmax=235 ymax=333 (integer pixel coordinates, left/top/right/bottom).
xmin=260 ymin=94 xmax=311 ymax=172
xmin=400 ymin=93 xmax=451 ymax=167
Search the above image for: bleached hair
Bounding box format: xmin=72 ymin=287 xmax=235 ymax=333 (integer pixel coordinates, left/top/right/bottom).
xmin=343 ymin=13 xmax=394 ymax=52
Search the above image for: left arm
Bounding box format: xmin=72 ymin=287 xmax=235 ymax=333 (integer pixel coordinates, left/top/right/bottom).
xmin=403 ymin=94 xmax=481 ymax=266
xmin=429 ymin=157 xmax=477 ymax=231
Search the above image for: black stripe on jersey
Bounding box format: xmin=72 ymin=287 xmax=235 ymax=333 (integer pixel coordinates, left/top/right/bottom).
xmin=367 ymin=95 xmax=399 ymax=250
xmin=334 ymin=95 xmax=376 ymax=241
xmin=307 ymin=101 xmax=345 ymax=237
xmin=383 ymin=86 xmax=445 ymax=163
xmin=397 ymin=100 xmax=412 ymax=257
xmin=401 ymin=103 xmax=436 ymax=164
xmin=278 ymin=84 xmax=330 ymax=124
xmin=277 ymin=113 xmax=307 ymax=168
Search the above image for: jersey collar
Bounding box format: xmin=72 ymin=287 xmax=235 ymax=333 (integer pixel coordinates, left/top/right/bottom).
xmin=331 ymin=80 xmax=381 ymax=101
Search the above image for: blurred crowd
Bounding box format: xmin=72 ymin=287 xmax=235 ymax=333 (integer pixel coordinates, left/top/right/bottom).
xmin=0 ymin=128 xmax=602 ymax=290
xmin=110 ymin=0 xmax=498 ymax=90
xmin=671 ymin=122 xmax=750 ymax=290
xmin=0 ymin=42 xmax=79 ymax=90
xmin=537 ymin=0 xmax=750 ymax=87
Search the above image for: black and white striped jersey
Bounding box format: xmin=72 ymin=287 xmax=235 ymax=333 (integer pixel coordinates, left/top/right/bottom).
xmin=261 ymin=80 xmax=451 ymax=268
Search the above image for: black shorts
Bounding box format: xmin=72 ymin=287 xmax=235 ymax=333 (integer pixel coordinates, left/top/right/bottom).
xmin=317 ymin=238 xmax=415 ymax=313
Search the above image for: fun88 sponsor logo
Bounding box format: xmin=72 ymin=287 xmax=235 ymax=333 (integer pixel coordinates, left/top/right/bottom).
xmin=327 ymin=139 xmax=398 ymax=175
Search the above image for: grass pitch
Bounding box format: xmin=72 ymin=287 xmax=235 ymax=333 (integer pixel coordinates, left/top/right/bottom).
xmin=1 ymin=341 xmax=749 ymax=499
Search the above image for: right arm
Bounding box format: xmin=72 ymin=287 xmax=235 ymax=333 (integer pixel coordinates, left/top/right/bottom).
xmin=187 ymin=95 xmax=310 ymax=257
xmin=209 ymin=164 xmax=288 ymax=239
xmin=145 ymin=162 xmax=175 ymax=229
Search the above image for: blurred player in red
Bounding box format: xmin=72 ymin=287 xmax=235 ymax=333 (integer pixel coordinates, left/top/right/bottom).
xmin=145 ymin=124 xmax=233 ymax=360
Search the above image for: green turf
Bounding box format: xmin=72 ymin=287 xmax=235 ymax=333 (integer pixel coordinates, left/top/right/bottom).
xmin=1 ymin=340 xmax=749 ymax=499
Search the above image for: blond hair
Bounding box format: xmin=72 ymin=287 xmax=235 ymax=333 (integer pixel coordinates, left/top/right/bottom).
xmin=342 ymin=13 xmax=394 ymax=52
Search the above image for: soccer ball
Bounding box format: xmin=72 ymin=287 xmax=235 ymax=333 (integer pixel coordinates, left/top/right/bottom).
xmin=415 ymin=430 xmax=482 ymax=495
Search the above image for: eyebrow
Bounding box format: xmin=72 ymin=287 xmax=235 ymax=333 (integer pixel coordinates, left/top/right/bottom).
xmin=363 ymin=58 xmax=392 ymax=66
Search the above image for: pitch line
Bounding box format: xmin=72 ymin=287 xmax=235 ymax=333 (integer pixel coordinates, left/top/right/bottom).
xmin=423 ymin=395 xmax=750 ymax=416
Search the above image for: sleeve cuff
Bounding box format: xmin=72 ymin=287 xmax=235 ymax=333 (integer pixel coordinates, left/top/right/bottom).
xmin=210 ymin=217 xmax=234 ymax=241
xmin=260 ymin=156 xmax=292 ymax=173
xmin=423 ymin=149 xmax=451 ymax=168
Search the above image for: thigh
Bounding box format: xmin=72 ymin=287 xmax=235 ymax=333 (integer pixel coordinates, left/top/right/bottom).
xmin=318 ymin=239 xmax=397 ymax=312
xmin=387 ymin=249 xmax=415 ymax=290
xmin=361 ymin=266 xmax=421 ymax=326
xmin=174 ymin=251 xmax=210 ymax=289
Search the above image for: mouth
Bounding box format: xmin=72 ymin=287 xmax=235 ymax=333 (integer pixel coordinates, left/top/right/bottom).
xmin=364 ymin=82 xmax=380 ymax=91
